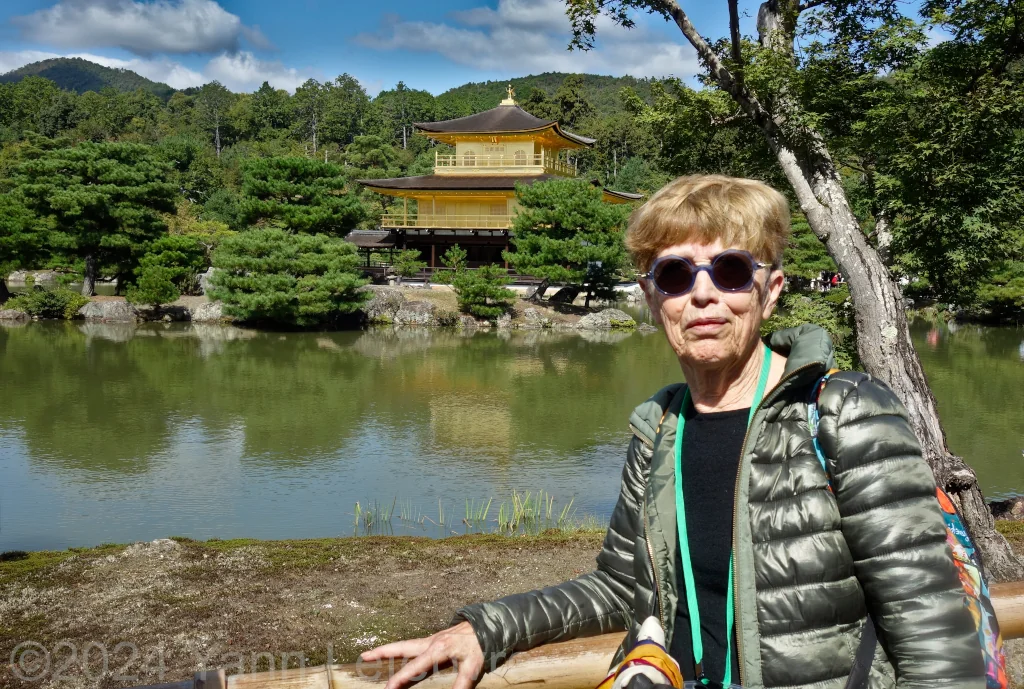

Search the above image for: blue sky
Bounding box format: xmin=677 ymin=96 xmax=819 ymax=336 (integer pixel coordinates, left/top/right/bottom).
xmin=0 ymin=0 xmax=740 ymax=95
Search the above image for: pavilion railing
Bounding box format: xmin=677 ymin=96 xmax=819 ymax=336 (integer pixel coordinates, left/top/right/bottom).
xmin=381 ymin=212 xmax=512 ymax=229
xmin=434 ymin=152 xmax=576 ymax=176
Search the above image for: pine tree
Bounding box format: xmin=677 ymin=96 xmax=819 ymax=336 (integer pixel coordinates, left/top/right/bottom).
xmin=0 ymin=195 xmax=46 ymax=303
xmin=505 ymin=179 xmax=630 ymax=306
xmin=12 ymin=140 xmax=176 ymax=295
xmin=208 ymin=228 xmax=368 ymax=326
xmin=452 ymin=264 xmax=515 ymax=319
xmin=240 ymin=157 xmax=365 ymax=235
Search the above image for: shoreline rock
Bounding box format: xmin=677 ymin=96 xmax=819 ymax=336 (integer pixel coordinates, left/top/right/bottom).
xmin=78 ymin=300 xmax=139 ymax=322
xmin=991 ymin=497 xmax=1024 ymax=521
xmin=576 ymin=308 xmax=637 ymax=331
xmin=0 ymin=308 xmax=30 ymax=322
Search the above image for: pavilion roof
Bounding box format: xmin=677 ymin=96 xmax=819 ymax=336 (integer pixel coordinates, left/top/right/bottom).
xmin=343 ymin=229 xmax=399 ymax=248
xmin=413 ymin=105 xmax=595 ymax=148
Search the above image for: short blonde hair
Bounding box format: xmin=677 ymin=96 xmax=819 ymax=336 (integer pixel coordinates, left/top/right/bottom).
xmin=626 ymin=175 xmax=790 ymax=273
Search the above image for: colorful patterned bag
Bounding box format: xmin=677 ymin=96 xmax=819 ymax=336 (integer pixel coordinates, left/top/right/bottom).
xmin=809 ymin=373 xmax=1008 ymax=689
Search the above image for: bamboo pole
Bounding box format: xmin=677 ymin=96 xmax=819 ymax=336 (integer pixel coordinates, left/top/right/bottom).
xmin=135 ymin=584 xmax=1024 ymax=689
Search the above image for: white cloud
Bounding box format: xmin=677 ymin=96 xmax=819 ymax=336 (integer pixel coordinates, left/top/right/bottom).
xmin=0 ymin=49 xmax=313 ymax=93
xmin=204 ymin=52 xmax=311 ymax=92
xmin=354 ymin=0 xmax=697 ymax=80
xmin=12 ymin=0 xmax=271 ymax=56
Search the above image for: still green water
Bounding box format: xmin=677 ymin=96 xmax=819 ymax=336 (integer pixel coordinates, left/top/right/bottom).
xmin=0 ymin=318 xmax=1020 ymax=551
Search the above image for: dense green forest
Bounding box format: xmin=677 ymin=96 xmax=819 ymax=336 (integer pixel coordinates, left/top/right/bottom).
xmin=1 ymin=15 xmax=1022 ymax=325
xmin=0 ymin=58 xmax=176 ymax=100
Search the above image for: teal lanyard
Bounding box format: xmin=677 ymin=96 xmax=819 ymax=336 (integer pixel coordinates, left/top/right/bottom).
xmin=673 ymin=344 xmax=773 ymax=686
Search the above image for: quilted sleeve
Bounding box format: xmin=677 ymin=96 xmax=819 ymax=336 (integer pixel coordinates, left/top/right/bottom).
xmin=816 ymin=372 xmax=986 ymax=689
xmin=451 ymin=434 xmax=649 ymax=673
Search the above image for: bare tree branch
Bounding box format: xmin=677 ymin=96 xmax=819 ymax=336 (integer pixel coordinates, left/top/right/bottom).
xmin=712 ymin=110 xmax=746 ymax=126
xmin=661 ymin=0 xmax=792 ymax=146
xmin=797 ymin=0 xmax=828 ymax=11
xmin=728 ymin=0 xmax=744 ymax=85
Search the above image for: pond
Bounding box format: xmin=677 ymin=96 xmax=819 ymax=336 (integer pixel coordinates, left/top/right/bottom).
xmin=0 ymin=317 xmax=1021 ymax=551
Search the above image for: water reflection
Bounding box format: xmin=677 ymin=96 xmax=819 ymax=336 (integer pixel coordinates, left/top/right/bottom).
xmin=0 ymin=319 xmax=1019 ymax=551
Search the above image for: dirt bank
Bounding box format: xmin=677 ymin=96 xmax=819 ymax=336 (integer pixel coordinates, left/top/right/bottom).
xmin=0 ymin=533 xmax=603 ymax=689
xmin=2 ymin=526 xmax=1021 ymax=689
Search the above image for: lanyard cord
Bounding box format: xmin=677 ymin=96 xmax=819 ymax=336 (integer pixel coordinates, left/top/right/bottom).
xmin=673 ymin=344 xmax=773 ymax=687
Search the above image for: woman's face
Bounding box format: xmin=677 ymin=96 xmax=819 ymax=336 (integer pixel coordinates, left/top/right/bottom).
xmin=641 ymin=239 xmax=785 ymax=371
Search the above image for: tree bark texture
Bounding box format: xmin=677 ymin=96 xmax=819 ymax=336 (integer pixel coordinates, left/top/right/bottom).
xmin=529 ymin=278 xmax=551 ymax=302
xmin=658 ymin=0 xmax=1023 ymax=580
xmin=81 ymin=253 xmax=96 ymax=297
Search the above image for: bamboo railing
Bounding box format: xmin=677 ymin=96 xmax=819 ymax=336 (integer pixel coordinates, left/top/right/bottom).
xmin=138 ymin=583 xmax=1024 ymax=689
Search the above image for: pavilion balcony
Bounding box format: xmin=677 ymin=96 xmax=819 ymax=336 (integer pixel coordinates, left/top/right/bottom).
xmin=433 ymin=152 xmax=576 ymax=177
xmin=380 ymin=212 xmax=513 ymax=230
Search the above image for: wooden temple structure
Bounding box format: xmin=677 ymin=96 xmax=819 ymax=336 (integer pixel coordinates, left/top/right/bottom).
xmin=348 ymin=87 xmax=641 ymax=274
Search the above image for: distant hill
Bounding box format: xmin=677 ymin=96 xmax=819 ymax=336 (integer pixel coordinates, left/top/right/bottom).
xmin=439 ymin=73 xmax=660 ymax=117
xmin=0 ymin=58 xmax=176 ymax=100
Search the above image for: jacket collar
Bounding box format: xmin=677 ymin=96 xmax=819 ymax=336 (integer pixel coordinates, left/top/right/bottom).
xmin=631 ymin=324 xmax=837 ymax=443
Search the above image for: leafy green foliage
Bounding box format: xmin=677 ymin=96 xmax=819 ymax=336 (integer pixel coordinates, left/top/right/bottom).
xmin=763 ymin=286 xmax=859 ymax=370
xmin=0 ymin=195 xmax=46 ymax=292
xmin=126 ymin=266 xmax=180 ymax=306
xmin=784 ymin=215 xmax=836 ymax=279
xmin=131 ymin=235 xmax=208 ymax=301
xmin=392 ymin=249 xmax=426 ymax=281
xmin=240 ymin=157 xmax=365 ymax=234
xmin=452 ymin=264 xmax=516 ymax=319
xmin=6 ymin=287 xmax=89 ymax=319
xmin=506 ymin=179 xmax=630 ymax=304
xmin=208 ymin=228 xmax=368 ymax=326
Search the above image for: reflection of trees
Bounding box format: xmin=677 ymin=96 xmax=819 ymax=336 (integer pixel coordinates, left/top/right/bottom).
xmin=128 ymin=328 xmax=376 ymax=463
xmin=1 ymin=322 xmax=684 ymax=482
xmin=913 ymin=324 xmax=1024 ymax=497
xmin=0 ymin=323 xmax=171 ymax=475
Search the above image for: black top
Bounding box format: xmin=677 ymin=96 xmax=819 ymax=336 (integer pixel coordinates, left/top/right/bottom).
xmin=669 ymin=399 xmax=746 ymax=683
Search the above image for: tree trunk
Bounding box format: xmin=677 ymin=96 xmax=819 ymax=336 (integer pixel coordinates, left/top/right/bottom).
xmin=81 ymin=254 xmax=96 ymax=297
xmin=215 ymin=120 xmax=222 ymax=159
xmin=875 ymin=212 xmax=893 ymax=266
xmin=528 ymin=278 xmax=551 ymax=302
xmin=771 ymin=139 xmax=1024 ymax=581
xmin=658 ymin=0 xmax=1024 ymax=582
xmin=0 ymin=278 xmax=9 ymax=304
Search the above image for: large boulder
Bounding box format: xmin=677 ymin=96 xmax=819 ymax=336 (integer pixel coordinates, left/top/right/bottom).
xmin=363 ymin=288 xmax=407 ymax=324
xmin=190 ymin=301 xmax=225 ymax=323
xmin=520 ymin=307 xmax=550 ymax=329
xmin=394 ymin=300 xmax=436 ymax=326
xmin=576 ymin=308 xmax=637 ymax=331
xmin=0 ymin=309 xmax=29 ymax=322
xmin=78 ymin=300 xmax=139 ymax=322
xmin=495 ymin=312 xmax=513 ymax=330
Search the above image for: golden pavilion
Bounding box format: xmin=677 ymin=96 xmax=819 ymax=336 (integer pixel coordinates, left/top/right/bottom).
xmin=350 ymin=86 xmax=641 ymax=272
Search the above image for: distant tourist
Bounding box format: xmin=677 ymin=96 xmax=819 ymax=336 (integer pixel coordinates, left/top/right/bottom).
xmin=362 ymin=175 xmax=985 ymax=689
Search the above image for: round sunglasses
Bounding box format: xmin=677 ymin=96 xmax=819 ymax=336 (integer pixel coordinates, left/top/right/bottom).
xmin=642 ymin=250 xmax=771 ymax=296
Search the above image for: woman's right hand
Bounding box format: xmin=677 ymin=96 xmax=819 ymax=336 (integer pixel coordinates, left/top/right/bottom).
xmin=359 ymin=621 xmax=486 ymax=689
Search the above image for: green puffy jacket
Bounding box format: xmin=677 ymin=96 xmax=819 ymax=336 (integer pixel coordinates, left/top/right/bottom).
xmin=454 ymin=324 xmax=985 ymax=689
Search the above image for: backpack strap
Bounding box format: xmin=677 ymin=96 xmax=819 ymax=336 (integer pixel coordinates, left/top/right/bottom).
xmin=807 ymin=369 xmax=840 ymax=486
xmin=807 ymin=369 xmax=877 ymax=689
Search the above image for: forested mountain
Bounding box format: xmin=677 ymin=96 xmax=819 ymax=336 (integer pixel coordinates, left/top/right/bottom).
xmin=440 ymin=73 xmax=659 ymax=117
xmin=0 ymin=58 xmax=175 ymax=100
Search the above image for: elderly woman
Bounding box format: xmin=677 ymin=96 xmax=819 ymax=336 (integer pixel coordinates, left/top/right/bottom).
xmin=364 ymin=175 xmax=984 ymax=689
